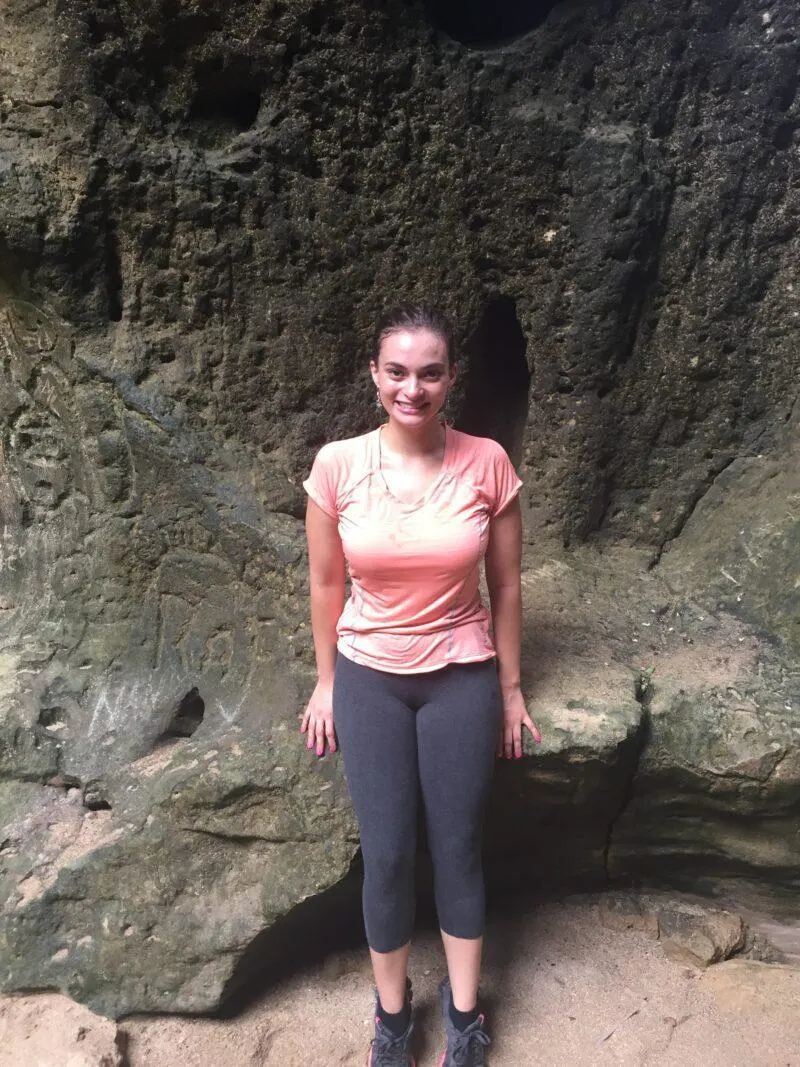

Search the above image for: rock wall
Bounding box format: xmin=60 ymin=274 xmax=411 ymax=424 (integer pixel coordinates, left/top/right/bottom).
xmin=0 ymin=0 xmax=798 ymax=1016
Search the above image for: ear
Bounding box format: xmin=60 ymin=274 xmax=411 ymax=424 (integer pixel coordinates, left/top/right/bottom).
xmin=369 ymin=360 xmax=380 ymax=389
xmin=448 ymin=362 xmax=458 ymax=387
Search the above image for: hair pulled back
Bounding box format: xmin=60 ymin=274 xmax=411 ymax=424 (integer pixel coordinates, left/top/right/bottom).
xmin=372 ymin=303 xmax=456 ymax=367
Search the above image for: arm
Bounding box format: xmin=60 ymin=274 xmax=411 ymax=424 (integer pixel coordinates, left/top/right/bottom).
xmin=484 ymin=497 xmax=541 ymax=758
xmin=301 ymin=498 xmax=346 ymax=755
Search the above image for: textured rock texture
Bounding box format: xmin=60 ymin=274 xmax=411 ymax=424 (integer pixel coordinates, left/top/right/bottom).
xmin=0 ymin=0 xmax=798 ymax=1017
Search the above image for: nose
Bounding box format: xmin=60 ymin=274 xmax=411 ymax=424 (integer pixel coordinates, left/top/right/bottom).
xmin=405 ymin=376 xmax=424 ymax=397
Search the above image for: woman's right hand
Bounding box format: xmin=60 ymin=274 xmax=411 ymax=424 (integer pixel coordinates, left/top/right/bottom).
xmin=300 ymin=681 xmax=337 ymax=757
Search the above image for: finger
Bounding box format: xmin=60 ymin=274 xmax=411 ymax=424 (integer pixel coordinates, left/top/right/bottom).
xmin=300 ymin=710 xmax=311 ymax=734
xmin=306 ymin=717 xmax=316 ymax=749
xmin=524 ymin=715 xmax=542 ymax=744
xmin=504 ymin=726 xmax=514 ymax=760
xmin=513 ymin=723 xmax=523 ymax=759
xmin=314 ymin=718 xmax=326 ymax=756
xmin=325 ymin=717 xmax=337 ymax=753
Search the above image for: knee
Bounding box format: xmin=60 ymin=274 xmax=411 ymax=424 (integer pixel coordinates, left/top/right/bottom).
xmin=363 ymin=843 xmax=416 ymax=893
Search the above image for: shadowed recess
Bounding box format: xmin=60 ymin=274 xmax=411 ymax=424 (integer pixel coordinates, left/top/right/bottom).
xmin=188 ymin=63 xmax=262 ymax=144
xmin=457 ymin=296 xmax=530 ymax=467
xmin=163 ymin=688 xmax=205 ymax=739
xmin=422 ymin=0 xmax=571 ymax=45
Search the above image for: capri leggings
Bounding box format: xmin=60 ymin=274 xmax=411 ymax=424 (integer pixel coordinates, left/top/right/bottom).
xmin=332 ymin=651 xmax=502 ymax=954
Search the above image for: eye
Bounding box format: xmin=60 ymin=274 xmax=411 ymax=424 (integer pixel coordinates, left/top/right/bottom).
xmin=388 ymin=368 xmax=404 ymax=378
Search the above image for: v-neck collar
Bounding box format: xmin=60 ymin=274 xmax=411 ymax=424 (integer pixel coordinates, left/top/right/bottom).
xmin=373 ymin=425 xmax=452 ymax=510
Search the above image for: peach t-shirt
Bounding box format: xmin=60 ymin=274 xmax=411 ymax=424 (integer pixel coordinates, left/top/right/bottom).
xmin=303 ymin=427 xmax=522 ymax=674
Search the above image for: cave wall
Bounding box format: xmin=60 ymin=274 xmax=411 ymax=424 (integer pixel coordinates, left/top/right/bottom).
xmin=2 ymin=0 xmax=798 ymax=541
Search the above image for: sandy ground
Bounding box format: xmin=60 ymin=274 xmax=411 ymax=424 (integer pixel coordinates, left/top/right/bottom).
xmin=112 ymin=896 xmax=800 ymax=1067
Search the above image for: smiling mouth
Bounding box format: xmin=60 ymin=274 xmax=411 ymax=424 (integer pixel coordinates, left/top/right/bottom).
xmin=396 ymin=401 xmax=427 ymax=411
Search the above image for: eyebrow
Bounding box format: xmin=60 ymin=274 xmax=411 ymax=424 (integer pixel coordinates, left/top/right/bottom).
xmin=383 ymin=362 xmax=446 ymax=371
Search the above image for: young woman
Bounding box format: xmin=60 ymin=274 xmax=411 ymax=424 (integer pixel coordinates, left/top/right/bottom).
xmin=301 ymin=304 xmax=540 ymax=1067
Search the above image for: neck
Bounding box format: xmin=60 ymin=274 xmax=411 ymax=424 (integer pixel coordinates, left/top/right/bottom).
xmin=381 ymin=417 xmax=446 ymax=457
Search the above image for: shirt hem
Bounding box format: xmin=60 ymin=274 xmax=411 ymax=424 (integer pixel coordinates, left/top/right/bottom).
xmin=336 ymin=645 xmax=497 ymax=675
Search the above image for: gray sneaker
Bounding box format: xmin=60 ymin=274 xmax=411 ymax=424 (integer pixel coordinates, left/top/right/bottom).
xmin=437 ymin=978 xmax=490 ymax=1067
xmin=367 ymin=982 xmax=415 ymax=1067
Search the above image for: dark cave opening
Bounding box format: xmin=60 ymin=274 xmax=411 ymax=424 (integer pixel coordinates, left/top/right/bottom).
xmin=163 ymin=688 xmax=206 ymax=739
xmin=422 ymin=0 xmax=567 ymax=45
xmin=456 ymin=296 xmax=531 ymax=467
xmin=188 ymin=79 xmax=262 ymax=140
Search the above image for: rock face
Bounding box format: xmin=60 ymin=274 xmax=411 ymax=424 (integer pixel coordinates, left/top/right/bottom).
xmin=0 ymin=0 xmax=798 ymax=1017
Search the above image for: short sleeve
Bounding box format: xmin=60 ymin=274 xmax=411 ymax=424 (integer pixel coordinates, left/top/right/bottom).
xmin=488 ymin=442 xmax=523 ymax=516
xmin=302 ymin=444 xmax=340 ymax=518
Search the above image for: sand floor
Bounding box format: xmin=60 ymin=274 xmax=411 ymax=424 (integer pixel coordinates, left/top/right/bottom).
xmin=113 ymin=896 xmax=800 ymax=1067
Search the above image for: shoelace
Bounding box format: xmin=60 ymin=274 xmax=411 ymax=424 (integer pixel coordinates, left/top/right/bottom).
xmin=371 ymin=1018 xmax=413 ymax=1066
xmin=450 ymin=1023 xmax=490 ymax=1066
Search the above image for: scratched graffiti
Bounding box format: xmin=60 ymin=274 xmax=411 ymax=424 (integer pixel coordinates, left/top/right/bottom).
xmin=83 ymin=672 xmax=252 ymax=745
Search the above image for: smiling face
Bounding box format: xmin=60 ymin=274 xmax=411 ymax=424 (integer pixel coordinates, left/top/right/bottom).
xmin=370 ymin=328 xmax=456 ymax=428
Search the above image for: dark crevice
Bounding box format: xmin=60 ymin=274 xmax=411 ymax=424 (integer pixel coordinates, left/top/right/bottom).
xmin=602 ymin=672 xmax=653 ymax=882
xmin=104 ymin=221 xmax=123 ymax=322
xmin=162 ymin=688 xmax=205 ymax=739
xmin=456 ymin=295 xmax=531 ymax=466
xmin=187 ymin=60 xmax=262 ymax=146
xmin=421 ymin=0 xmax=578 ymax=46
xmin=83 ymin=778 xmax=112 ymax=810
xmin=648 ymin=452 xmax=738 ymax=570
xmin=183 ymin=827 xmax=303 ymax=846
xmin=37 ymin=706 xmax=66 ymax=729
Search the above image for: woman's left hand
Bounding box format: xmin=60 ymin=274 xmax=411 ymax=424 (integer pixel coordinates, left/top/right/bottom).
xmin=497 ymin=685 xmax=541 ymax=759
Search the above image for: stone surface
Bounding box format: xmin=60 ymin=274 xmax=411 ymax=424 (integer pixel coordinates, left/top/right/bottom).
xmin=0 ymin=725 xmax=358 ymax=1017
xmin=701 ymin=958 xmax=800 ymax=1019
xmin=607 ymin=667 xmax=800 ymax=918
xmin=599 ymin=891 xmax=748 ymax=968
xmin=0 ymin=992 xmax=125 ymax=1067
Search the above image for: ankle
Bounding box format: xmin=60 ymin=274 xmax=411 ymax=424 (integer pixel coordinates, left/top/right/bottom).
xmin=448 ymin=999 xmax=479 ymax=1032
xmin=378 ymin=998 xmax=412 ymax=1037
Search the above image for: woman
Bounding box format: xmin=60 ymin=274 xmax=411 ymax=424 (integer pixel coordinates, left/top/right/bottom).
xmin=301 ymin=304 xmax=540 ymax=1067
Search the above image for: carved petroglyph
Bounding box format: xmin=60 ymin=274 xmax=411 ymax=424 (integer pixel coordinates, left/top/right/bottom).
xmin=0 ymin=296 xmax=69 ymax=385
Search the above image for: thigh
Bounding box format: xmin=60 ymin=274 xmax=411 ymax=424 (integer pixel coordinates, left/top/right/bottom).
xmin=332 ymin=653 xmax=419 ymax=838
xmin=416 ymin=661 xmax=501 ymax=838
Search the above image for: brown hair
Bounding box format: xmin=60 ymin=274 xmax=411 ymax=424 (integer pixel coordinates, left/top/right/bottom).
xmin=372 ymin=303 xmax=456 ymax=367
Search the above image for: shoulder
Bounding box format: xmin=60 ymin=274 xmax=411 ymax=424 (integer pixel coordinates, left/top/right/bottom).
xmin=313 ymin=430 xmax=376 ymax=469
xmin=448 ymin=429 xmax=510 ymax=465
xmin=448 ymin=429 xmax=521 ymax=513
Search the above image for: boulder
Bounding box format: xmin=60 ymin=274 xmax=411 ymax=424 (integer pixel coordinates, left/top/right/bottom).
xmin=599 ymin=890 xmax=747 ymax=968
xmin=0 ymin=726 xmax=357 ymax=1017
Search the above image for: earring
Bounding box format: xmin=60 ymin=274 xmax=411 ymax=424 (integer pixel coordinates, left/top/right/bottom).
xmin=375 ymin=387 xmax=383 ymax=411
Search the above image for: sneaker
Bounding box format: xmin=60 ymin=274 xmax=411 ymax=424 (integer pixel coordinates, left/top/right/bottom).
xmin=367 ymin=980 xmax=415 ymax=1067
xmin=438 ymin=977 xmax=490 ymax=1067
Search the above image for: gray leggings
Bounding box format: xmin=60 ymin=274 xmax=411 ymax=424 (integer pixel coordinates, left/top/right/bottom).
xmin=332 ymin=652 xmax=502 ymax=953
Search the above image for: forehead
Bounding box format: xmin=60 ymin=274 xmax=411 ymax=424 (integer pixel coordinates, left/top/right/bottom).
xmin=378 ymin=328 xmax=448 ymax=365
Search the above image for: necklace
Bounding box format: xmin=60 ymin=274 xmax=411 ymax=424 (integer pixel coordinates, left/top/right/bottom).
xmin=378 ymin=425 xmax=448 ymax=506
